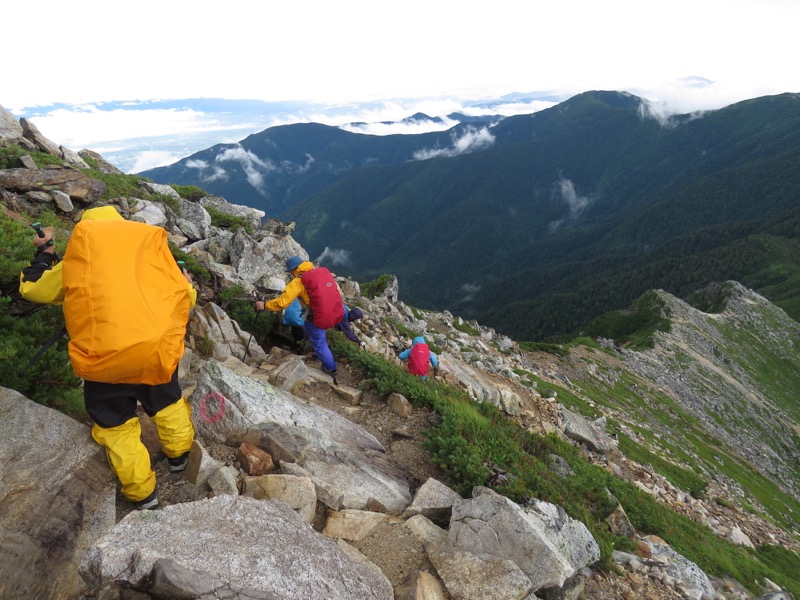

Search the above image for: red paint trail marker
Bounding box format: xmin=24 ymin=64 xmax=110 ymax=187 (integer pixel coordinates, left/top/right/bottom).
xmin=199 ymin=391 xmax=226 ymax=424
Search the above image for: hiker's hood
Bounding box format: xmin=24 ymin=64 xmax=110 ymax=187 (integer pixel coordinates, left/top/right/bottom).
xmin=80 ymin=206 xmax=124 ymax=222
xmin=293 ymin=261 xmax=315 ymax=276
xmin=413 ymin=336 xmax=426 ymax=346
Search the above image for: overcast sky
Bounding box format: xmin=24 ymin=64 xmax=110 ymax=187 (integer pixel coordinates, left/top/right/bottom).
xmin=4 ymin=0 xmax=799 ymax=169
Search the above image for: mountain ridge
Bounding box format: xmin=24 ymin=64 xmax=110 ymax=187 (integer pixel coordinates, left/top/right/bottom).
xmin=140 ymin=91 xmax=800 ymax=341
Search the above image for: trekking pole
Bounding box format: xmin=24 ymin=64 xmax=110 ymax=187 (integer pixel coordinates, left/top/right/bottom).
xmin=30 ymin=222 xmax=59 ymax=260
xmin=18 ymin=326 xmax=68 ymax=377
xmin=244 ymin=293 xmax=262 ymax=361
xmin=31 ymin=222 xmax=54 ymax=248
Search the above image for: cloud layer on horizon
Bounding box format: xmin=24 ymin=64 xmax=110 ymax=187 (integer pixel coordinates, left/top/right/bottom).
xmin=7 ymin=77 xmax=789 ymax=173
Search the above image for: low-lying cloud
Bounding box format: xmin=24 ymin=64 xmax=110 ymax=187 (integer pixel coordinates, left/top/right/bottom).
xmin=180 ymin=145 xmax=318 ymax=195
xmin=315 ymin=247 xmax=353 ymax=269
xmin=459 ymin=282 xmax=481 ymax=303
xmin=548 ymin=177 xmax=592 ymax=232
xmin=413 ymin=126 xmax=496 ymax=160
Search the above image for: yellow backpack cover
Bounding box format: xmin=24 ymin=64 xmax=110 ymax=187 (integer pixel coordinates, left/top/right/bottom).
xmin=62 ymin=218 xmax=191 ymax=385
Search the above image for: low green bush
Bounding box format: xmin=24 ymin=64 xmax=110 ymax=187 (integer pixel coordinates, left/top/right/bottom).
xmin=453 ymin=319 xmax=480 ymax=337
xmin=616 ymin=433 xmax=708 ymax=497
xmin=0 ymin=212 xmax=84 ymax=416
xmin=169 ymin=245 xmax=211 ymax=283
xmin=204 ymin=205 xmax=252 ymax=234
xmin=171 ymin=184 xmax=208 ymax=201
xmin=519 ymin=340 xmax=569 ymax=356
xmin=583 ymin=290 xmax=671 ymax=349
xmin=360 ymin=273 xmax=394 ymax=299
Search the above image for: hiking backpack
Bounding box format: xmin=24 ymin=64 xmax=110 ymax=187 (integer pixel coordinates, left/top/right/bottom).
xmin=300 ymin=267 xmax=344 ymax=329
xmin=408 ymin=343 xmax=431 ymax=376
xmin=61 ymin=219 xmax=191 ymax=385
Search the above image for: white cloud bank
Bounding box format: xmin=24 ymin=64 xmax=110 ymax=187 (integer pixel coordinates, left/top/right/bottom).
xmin=413 ymin=126 xmax=496 ymax=160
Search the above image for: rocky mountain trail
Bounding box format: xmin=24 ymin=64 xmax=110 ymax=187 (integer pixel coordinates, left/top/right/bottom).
xmin=120 ymin=326 xmax=793 ymax=599
xmin=1 ymin=109 xmax=797 ymax=599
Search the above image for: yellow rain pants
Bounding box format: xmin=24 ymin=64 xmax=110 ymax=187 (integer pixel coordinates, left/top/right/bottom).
xmin=92 ymin=417 xmax=155 ymax=502
xmin=151 ymin=397 xmax=195 ymax=459
xmin=91 ymin=397 xmax=194 ymax=502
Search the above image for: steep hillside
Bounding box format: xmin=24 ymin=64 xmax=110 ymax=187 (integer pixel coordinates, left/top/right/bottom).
xmin=580 ymin=282 xmax=800 ymax=517
xmin=139 ymin=91 xmax=800 ymax=341
xmin=284 ymin=92 xmax=800 ymax=340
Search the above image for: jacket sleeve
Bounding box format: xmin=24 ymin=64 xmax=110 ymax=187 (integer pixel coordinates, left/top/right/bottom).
xmin=398 ymin=348 xmax=410 ymax=360
xmin=430 ymin=352 xmax=439 ymax=368
xmin=187 ymin=283 xmax=197 ymax=309
xmin=265 ymin=277 xmax=305 ymax=312
xmin=19 ymin=253 xmax=65 ymax=305
xmin=335 ymin=319 xmax=360 ymax=343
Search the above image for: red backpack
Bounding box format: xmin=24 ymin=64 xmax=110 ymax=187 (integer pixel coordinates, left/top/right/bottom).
xmin=301 ymin=267 xmax=344 ymax=329
xmin=408 ymin=343 xmax=431 ymax=376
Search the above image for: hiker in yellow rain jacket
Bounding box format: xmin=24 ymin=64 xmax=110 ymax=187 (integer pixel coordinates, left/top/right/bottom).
xmin=19 ymin=206 xmax=197 ymax=510
xmin=255 ymin=256 xmax=343 ymax=376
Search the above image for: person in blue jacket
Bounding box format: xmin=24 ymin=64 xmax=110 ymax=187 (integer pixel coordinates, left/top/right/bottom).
xmin=281 ymin=298 xmax=307 ymax=351
xmin=398 ymin=336 xmax=439 ymax=379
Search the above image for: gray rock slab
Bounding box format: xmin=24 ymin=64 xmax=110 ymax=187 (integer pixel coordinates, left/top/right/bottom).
xmin=0 ymin=387 xmax=116 ymax=600
xmin=79 ymin=495 xmax=393 ymax=600
xmin=191 ymin=360 xmax=411 ymax=512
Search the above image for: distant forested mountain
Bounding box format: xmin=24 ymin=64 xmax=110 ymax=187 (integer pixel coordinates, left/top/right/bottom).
xmin=141 ymin=91 xmax=800 ymax=340
xmin=139 ymin=112 xmax=500 ymax=216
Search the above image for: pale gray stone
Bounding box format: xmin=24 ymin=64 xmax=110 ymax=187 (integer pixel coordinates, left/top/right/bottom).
xmin=448 ymin=487 xmax=599 ymax=592
xmin=559 ymin=404 xmax=616 ymax=453
xmin=403 ymin=514 xmax=448 ymax=547
xmin=0 ymin=387 xmax=116 ymax=600
xmin=60 ymin=145 xmax=90 ymax=168
xmin=19 ymin=154 xmax=38 ymax=169
xmin=269 ymin=355 xmax=310 ymax=392
xmin=402 ymin=477 xmax=462 ymax=526
xmin=20 ymin=117 xmax=61 ymax=155
xmin=78 ymin=495 xmax=393 ymax=599
xmin=242 ymin=474 xmax=317 ymax=524
xmin=140 ymin=181 xmax=180 ymax=199
xmin=0 ymin=104 xmax=24 ymax=140
xmin=208 ymin=465 xmax=240 ymax=496
xmin=645 ymin=536 xmax=716 ymax=599
xmin=129 ymin=199 xmax=168 ymax=227
xmin=199 ymin=194 xmax=265 ymax=231
xmin=427 ymin=545 xmax=533 ymax=600
xmin=229 ymin=228 xmax=274 ymax=283
xmin=388 ymin=392 xmax=413 ymax=416
xmin=189 ymin=302 xmax=269 ymax=365
xmin=51 ymin=189 xmax=74 ymax=212
xmin=176 ymin=197 xmax=212 ymax=240
xmin=79 ymin=149 xmax=124 ymax=174
xmin=281 ymin=461 xmax=346 ymax=510
xmin=332 ymin=382 xmax=364 ymax=405
xmin=438 ymin=355 xmax=522 ymax=416
xmin=323 ymin=509 xmax=391 ymax=541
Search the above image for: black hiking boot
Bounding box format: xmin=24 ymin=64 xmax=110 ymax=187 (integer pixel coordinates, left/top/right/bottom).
xmin=167 ymin=452 xmax=189 ymax=473
xmin=135 ymin=490 xmax=159 ymax=510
